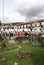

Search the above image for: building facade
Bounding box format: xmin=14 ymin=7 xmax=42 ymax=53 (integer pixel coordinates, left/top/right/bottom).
xmin=15 ymin=19 xmax=44 ymax=31
xmin=0 ymin=19 xmax=44 ymax=31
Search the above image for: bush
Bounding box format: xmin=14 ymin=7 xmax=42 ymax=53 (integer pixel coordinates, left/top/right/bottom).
xmin=38 ymin=36 xmax=42 ymax=43
xmin=0 ymin=36 xmax=6 ymax=59
xmin=15 ymin=36 xmax=31 ymax=43
xmin=0 ymin=36 xmax=6 ymax=51
xmin=0 ymin=36 xmax=4 ymax=42
xmin=14 ymin=36 xmax=43 ymax=46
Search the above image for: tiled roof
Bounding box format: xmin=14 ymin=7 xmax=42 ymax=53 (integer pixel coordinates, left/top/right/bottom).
xmin=16 ymin=19 xmax=44 ymax=26
xmin=32 ymin=18 xmax=44 ymax=23
xmin=16 ymin=22 xmax=29 ymax=26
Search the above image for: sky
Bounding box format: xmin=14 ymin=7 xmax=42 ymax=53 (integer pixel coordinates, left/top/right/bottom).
xmin=0 ymin=0 xmax=44 ymax=23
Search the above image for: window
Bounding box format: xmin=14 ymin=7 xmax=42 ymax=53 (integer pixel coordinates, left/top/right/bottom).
xmin=27 ymin=24 xmax=30 ymax=27
xmin=18 ymin=26 xmax=20 ymax=29
xmin=37 ymin=23 xmax=40 ymax=26
xmin=40 ymin=23 xmax=41 ymax=26
xmin=21 ymin=25 xmax=23 ymax=28
xmin=24 ymin=25 xmax=26 ymax=28
xmin=32 ymin=23 xmax=35 ymax=27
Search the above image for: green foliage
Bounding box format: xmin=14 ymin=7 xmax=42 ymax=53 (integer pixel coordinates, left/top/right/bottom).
xmin=0 ymin=20 xmax=2 ymax=26
xmin=0 ymin=36 xmax=6 ymax=59
xmin=1 ymin=42 xmax=6 ymax=49
xmin=15 ymin=36 xmax=31 ymax=43
xmin=0 ymin=36 xmax=6 ymax=51
xmin=38 ymin=36 xmax=42 ymax=43
xmin=37 ymin=34 xmax=43 ymax=46
xmin=14 ymin=36 xmax=43 ymax=46
xmin=0 ymin=44 xmax=44 ymax=65
xmin=0 ymin=36 xmax=4 ymax=42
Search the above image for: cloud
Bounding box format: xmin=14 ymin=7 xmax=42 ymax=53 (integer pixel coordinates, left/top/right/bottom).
xmin=0 ymin=0 xmax=44 ymax=23
xmin=0 ymin=0 xmax=25 ymax=23
xmin=16 ymin=0 xmax=44 ymax=21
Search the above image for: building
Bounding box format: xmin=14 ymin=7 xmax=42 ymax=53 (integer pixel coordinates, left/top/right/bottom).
xmin=32 ymin=19 xmax=44 ymax=30
xmin=14 ymin=19 xmax=44 ymax=31
xmin=0 ymin=19 xmax=44 ymax=31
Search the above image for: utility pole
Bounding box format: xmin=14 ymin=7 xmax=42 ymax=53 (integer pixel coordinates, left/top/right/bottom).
xmin=2 ymin=0 xmax=4 ymax=28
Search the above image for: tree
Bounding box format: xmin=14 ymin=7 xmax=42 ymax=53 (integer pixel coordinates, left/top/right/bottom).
xmin=0 ymin=20 xmax=2 ymax=26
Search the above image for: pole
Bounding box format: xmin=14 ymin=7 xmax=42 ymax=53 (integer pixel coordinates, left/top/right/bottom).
xmin=2 ymin=0 xmax=4 ymax=27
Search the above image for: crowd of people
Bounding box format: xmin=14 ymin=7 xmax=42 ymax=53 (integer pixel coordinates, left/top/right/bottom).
xmin=0 ymin=28 xmax=44 ymax=37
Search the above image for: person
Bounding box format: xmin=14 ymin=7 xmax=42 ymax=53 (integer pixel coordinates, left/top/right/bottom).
xmin=16 ymin=32 xmax=20 ymax=37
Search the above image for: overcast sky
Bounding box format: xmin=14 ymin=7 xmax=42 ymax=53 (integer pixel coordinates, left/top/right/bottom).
xmin=0 ymin=0 xmax=44 ymax=23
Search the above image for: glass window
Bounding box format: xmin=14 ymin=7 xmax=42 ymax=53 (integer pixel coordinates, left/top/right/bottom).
xmin=21 ymin=25 xmax=23 ymax=28
xmin=24 ymin=25 xmax=26 ymax=28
